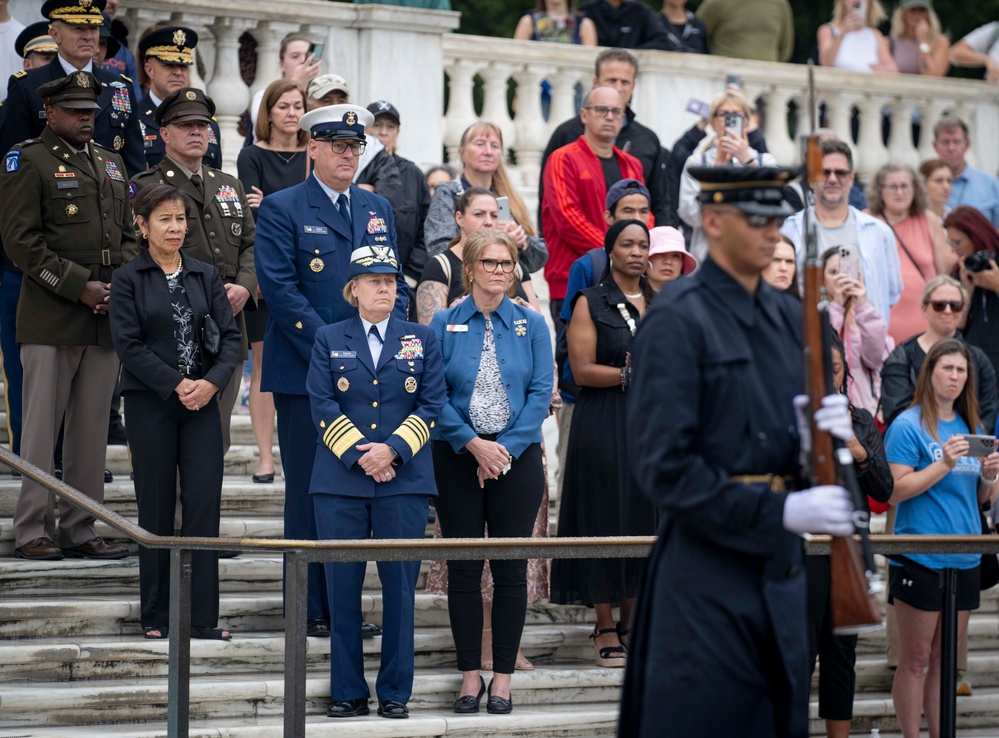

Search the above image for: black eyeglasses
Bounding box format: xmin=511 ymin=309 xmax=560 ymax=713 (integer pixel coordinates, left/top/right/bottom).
xmin=823 ymin=168 xmax=852 ymax=180
xmin=330 ymin=141 xmax=366 ymax=155
xmin=928 ymin=300 xmax=964 ymax=313
xmin=479 ymin=259 xmax=517 ymax=273
xmin=584 ymin=105 xmax=625 ymax=119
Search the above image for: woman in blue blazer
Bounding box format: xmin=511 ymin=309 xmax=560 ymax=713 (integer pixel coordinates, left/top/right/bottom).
xmin=429 ymin=229 xmax=554 ymax=714
xmin=109 ymin=185 xmax=241 ymax=641
xmin=306 ymin=245 xmax=446 ymax=720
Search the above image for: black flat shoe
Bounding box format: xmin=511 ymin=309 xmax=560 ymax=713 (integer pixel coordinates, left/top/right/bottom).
xmin=191 ymin=626 xmax=231 ymax=641
xmin=377 ymin=700 xmax=409 ymax=718
xmin=486 ymin=678 xmax=512 ymax=714
xmin=452 ymin=675 xmax=486 ymax=713
xmin=252 ymin=472 xmax=274 ymax=484
xmin=361 ymin=621 xmax=381 ymax=639
xmin=326 ymin=698 xmax=369 ymax=718
xmin=307 ymin=619 xmax=331 ymax=638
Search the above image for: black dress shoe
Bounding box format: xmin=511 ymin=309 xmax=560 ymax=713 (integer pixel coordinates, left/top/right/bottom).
xmin=377 ymin=700 xmax=409 ymax=719
xmin=62 ymin=537 xmax=129 ymax=559
xmin=486 ymin=678 xmax=512 ymax=714
xmin=307 ymin=619 xmax=330 ymax=638
xmin=54 ymin=466 xmax=62 ymax=480
xmin=453 ymin=675 xmax=485 ymax=714
xmin=361 ymin=621 xmax=381 ymax=639
xmin=104 ymin=468 xmax=114 ymax=484
xmin=326 ymin=698 xmax=369 ymax=718
xmin=251 ymin=472 xmax=274 ymax=483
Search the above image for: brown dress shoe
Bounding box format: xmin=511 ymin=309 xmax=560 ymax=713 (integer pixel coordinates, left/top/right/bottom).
xmin=62 ymin=537 xmax=129 ymax=559
xmin=15 ymin=537 xmax=64 ymax=560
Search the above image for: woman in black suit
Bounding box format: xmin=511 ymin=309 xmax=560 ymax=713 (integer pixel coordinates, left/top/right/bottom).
xmin=110 ymin=185 xmax=241 ymax=640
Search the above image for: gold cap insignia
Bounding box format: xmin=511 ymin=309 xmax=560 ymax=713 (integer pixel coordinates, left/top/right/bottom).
xmin=75 ymin=72 xmax=89 ymax=88
xmin=713 ymin=192 xmax=724 ymax=203
xmin=173 ymin=29 xmax=187 ymax=47
xmin=337 ymin=377 xmax=350 ymax=392
xmin=66 ymin=203 xmax=78 ymax=217
xmin=310 ymin=258 xmax=324 ymax=273
xmin=295 ymin=321 xmax=303 ymax=329
xmin=345 ymin=111 xmax=356 ymax=126
xmin=79 ymin=0 xmax=92 ymax=6
xmin=185 ymin=90 xmax=196 ymax=101
xmin=405 ymin=376 xmax=417 ymax=394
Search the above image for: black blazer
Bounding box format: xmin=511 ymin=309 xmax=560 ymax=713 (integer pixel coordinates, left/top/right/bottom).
xmin=110 ymin=250 xmax=241 ymax=400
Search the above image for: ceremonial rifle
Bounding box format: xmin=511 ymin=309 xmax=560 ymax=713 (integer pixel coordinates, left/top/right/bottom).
xmin=800 ymin=61 xmax=883 ymax=634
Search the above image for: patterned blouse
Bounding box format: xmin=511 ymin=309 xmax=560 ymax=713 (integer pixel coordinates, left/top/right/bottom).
xmin=166 ymin=269 xmax=201 ymax=373
xmin=468 ymin=317 xmax=511 ymax=435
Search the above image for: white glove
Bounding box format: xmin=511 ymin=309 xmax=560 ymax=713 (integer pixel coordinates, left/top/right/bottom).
xmin=793 ymin=395 xmax=812 ymax=461
xmin=814 ymin=393 xmax=855 ymax=442
xmin=782 ymin=484 xmax=855 ymax=537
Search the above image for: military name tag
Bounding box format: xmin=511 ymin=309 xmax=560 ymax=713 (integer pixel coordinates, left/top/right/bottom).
xmin=330 ymin=351 xmax=356 ymax=359
xmin=446 ymin=324 xmax=468 ymax=332
xmin=304 ymin=225 xmax=328 ymax=235
xmin=337 ymin=377 xmax=349 ymax=392
xmin=56 ymin=181 xmax=79 ymax=189
xmin=310 ymin=258 xmax=324 ymax=273
xmin=405 ymin=376 xmax=417 ymax=394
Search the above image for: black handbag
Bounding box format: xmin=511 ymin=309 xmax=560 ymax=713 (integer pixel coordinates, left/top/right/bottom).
xmin=980 ymin=507 xmax=999 ymax=591
xmin=201 ymin=314 xmax=221 ymax=357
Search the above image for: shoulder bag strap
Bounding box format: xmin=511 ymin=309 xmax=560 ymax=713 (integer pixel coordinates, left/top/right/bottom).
xmin=885 ymin=220 xmax=928 ymax=283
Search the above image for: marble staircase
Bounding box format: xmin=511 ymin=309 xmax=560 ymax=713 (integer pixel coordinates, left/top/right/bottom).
xmin=2 ymin=421 xmax=999 ymax=735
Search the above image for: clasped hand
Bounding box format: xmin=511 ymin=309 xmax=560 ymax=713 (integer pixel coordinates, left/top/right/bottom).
xmin=175 ymin=378 xmax=218 ymax=411
xmin=467 ymin=437 xmax=510 ymax=489
xmin=356 ymin=442 xmax=396 ymax=483
xmin=80 ymin=280 xmax=110 ymax=315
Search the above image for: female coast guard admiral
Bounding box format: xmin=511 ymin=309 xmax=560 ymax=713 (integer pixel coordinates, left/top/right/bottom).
xmin=306 ymin=246 xmax=445 ymax=720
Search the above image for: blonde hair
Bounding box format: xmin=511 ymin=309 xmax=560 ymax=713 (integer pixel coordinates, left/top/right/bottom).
xmin=922 ymin=275 xmax=967 ymax=306
xmin=461 ymin=229 xmax=518 ymax=295
xmin=889 ymin=5 xmax=944 ymax=42
xmin=342 ymin=279 xmax=359 ymax=307
xmin=702 ymin=90 xmax=754 ymax=152
xmin=832 ymin=0 xmax=887 ymax=27
xmin=458 ymin=122 xmax=536 ymax=237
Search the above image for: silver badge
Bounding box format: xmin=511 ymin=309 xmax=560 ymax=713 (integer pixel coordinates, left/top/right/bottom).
xmin=232 ymin=223 xmax=242 ymax=236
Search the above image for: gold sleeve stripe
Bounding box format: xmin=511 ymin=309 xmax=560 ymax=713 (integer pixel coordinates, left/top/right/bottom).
xmin=322 ymin=416 xmax=352 ymax=447
xmin=323 ymin=416 xmax=364 ymax=458
xmin=395 ymin=415 xmax=430 ymax=456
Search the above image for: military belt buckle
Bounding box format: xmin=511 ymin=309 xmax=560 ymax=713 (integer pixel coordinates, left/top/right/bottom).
xmin=101 ymin=249 xmax=111 ymax=266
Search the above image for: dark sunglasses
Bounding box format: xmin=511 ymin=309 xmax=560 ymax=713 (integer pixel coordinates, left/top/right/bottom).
xmin=928 ymin=300 xmax=964 ymax=313
xmin=823 ymin=168 xmax=852 ymax=180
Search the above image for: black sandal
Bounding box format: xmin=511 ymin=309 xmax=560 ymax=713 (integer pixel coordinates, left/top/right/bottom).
xmin=191 ymin=626 xmax=232 ymax=641
xmin=143 ymin=625 xmax=168 ymax=639
xmin=616 ymin=621 xmax=631 ymax=649
xmin=590 ymin=627 xmax=626 ymax=668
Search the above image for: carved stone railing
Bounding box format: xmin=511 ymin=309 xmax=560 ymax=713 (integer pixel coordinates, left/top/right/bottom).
xmin=442 ymin=34 xmax=999 ymax=218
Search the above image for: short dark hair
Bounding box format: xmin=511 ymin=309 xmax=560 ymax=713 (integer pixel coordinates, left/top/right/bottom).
xmin=820 ymin=139 xmax=853 ymax=170
xmin=132 ymin=184 xmax=189 ymax=250
xmin=933 ymin=115 xmax=969 ymax=142
xmin=595 ymin=48 xmax=638 ymax=78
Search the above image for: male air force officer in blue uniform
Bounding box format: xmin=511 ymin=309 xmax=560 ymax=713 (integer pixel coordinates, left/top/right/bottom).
xmin=255 ymin=104 xmax=409 ymax=637
xmin=307 ymin=246 xmax=445 ymax=720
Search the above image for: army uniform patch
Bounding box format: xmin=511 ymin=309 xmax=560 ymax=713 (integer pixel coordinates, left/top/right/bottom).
xmin=5 ymin=150 xmax=19 ymax=172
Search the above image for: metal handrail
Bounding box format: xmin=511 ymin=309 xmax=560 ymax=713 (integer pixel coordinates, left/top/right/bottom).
xmin=2 ymin=443 xmax=994 ymax=738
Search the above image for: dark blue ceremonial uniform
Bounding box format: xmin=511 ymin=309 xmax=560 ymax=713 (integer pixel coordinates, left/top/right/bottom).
xmin=255 ymin=174 xmax=408 ymax=622
xmin=2 ymin=59 xmax=144 ymax=178
xmin=139 ymin=102 xmax=222 ymax=170
xmin=621 ymin=257 xmax=809 ymax=738
xmin=307 ymin=315 xmax=444 ymax=704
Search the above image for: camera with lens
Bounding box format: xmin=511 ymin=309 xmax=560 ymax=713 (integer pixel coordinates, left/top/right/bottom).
xmin=964 ymin=251 xmax=994 ymax=273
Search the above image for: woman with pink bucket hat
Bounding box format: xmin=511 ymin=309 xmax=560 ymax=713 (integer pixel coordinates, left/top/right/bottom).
xmin=646 ymin=226 xmax=697 ymax=293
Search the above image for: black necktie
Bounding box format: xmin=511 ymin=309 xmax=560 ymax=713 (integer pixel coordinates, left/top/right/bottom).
xmin=78 ymin=150 xmax=94 ymax=175
xmin=191 ymin=174 xmax=204 ymax=198
xmin=337 ymin=192 xmax=352 ymax=228
xmin=368 ymin=325 xmax=383 ymax=344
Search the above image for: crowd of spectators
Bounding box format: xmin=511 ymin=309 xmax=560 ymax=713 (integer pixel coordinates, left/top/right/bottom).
xmin=5 ymin=0 xmax=999 ymax=729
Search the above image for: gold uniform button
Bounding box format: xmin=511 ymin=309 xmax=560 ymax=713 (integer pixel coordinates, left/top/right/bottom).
xmin=370 ymin=424 xmax=377 ymax=430
xmin=372 ymin=402 xmax=378 ymax=408
xmin=205 ymin=214 xmax=211 ymax=220
xmin=372 ymin=380 xmax=378 ymax=386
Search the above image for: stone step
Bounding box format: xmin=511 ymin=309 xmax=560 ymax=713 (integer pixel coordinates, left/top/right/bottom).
xmin=0 ymin=663 xmax=625 ymax=728
xmin=823 ymin=686 xmax=999 ymax=735
xmin=0 ymin=624 xmax=598 ymax=683
xmin=0 ymin=593 xmax=592 ymax=640
xmin=0 ymin=703 xmax=623 ymax=737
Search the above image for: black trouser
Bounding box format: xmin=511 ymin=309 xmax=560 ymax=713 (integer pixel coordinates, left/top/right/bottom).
xmin=124 ymin=388 xmax=223 ymax=628
xmin=432 ymin=440 xmax=544 ymax=674
xmin=805 ymin=554 xmax=858 ymax=720
xmin=548 ymin=298 xmax=563 ymax=326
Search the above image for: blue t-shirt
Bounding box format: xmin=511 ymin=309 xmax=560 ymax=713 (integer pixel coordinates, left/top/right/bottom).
xmin=885 ymin=407 xmax=981 ymax=570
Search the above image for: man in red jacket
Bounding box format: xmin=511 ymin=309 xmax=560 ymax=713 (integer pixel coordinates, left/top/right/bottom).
xmin=542 ymin=85 xmax=647 ymax=321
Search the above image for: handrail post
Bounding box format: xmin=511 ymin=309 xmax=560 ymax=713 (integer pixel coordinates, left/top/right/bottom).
xmin=284 ymin=550 xmax=309 ymax=738
xmin=167 ymin=547 xmax=192 ymax=738
xmin=940 ymin=567 xmax=958 ymax=738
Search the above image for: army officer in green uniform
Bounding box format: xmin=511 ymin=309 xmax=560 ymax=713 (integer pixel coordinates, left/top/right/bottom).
xmin=0 ymin=72 xmax=136 ymax=561
xmin=130 ymin=87 xmax=256 ymax=454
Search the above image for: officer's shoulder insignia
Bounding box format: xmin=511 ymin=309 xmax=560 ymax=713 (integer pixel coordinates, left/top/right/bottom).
xmin=121 ymin=75 xmax=133 ymax=83
xmin=92 ymin=140 xmax=111 ymax=151
xmin=12 ymin=70 xmax=26 ymax=79
xmin=211 ymin=116 xmax=218 ymax=122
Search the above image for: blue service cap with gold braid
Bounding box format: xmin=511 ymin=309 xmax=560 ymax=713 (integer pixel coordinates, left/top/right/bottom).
xmin=41 ymin=0 xmax=106 ymax=24
xmin=15 ymin=22 xmax=57 ymax=59
xmin=300 ymin=104 xmax=373 ymax=141
xmin=347 ymin=245 xmax=400 ymax=279
xmin=139 ymin=26 xmax=198 ymax=66
xmin=689 ymin=165 xmax=801 ymax=219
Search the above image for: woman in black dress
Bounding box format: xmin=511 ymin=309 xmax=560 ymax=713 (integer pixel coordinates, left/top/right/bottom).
xmin=236 ymin=78 xmax=308 ymax=483
xmin=551 ymin=219 xmax=654 ymax=667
